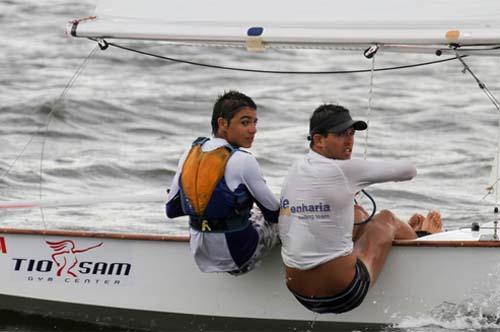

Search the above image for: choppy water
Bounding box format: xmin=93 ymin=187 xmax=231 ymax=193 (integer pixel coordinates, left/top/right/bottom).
xmin=1 ymin=1 xmax=500 ymax=331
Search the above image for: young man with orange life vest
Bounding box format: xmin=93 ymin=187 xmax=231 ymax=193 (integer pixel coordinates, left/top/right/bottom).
xmin=166 ymin=91 xmax=279 ymax=275
xmin=279 ymin=104 xmax=442 ymax=313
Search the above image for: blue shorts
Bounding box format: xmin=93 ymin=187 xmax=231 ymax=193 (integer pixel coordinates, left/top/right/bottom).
xmin=290 ymin=258 xmax=370 ymax=314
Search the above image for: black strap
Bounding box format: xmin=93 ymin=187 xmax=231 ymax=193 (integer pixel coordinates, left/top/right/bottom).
xmin=192 ymin=136 xmax=210 ymax=146
xmin=189 ymin=212 xmax=250 ymax=233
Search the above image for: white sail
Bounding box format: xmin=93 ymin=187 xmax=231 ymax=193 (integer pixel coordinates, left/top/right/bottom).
xmin=68 ymin=0 xmax=500 ymax=54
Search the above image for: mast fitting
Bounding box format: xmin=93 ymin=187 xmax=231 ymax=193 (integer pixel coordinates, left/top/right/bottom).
xmin=97 ymin=39 xmax=109 ymax=51
xmin=66 ymin=16 xmax=96 ymax=38
xmin=364 ymin=45 xmax=379 ymax=59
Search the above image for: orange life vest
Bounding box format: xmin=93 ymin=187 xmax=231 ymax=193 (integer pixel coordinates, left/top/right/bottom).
xmin=179 ymin=137 xmax=252 ymax=232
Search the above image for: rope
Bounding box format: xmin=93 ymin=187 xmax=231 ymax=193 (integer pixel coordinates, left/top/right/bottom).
xmin=497 ymin=137 xmax=500 ymax=210
xmin=0 ymin=135 xmax=37 ymax=184
xmin=354 ymin=53 xmax=378 ymax=224
xmin=494 ymin=108 xmax=500 ymax=210
xmin=97 ymin=39 xmax=465 ymax=75
xmin=38 ymin=45 xmax=99 ymax=226
xmin=364 ymin=54 xmax=376 ymax=160
xmin=453 ymin=50 xmax=500 ymax=113
xmin=455 ymin=50 xmax=500 ymax=209
xmin=1 ymin=47 xmax=99 ymax=192
xmin=354 ymin=189 xmax=377 ymax=226
xmin=38 ymin=45 xmax=99 ymax=228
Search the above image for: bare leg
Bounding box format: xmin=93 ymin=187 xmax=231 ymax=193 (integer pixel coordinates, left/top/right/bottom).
xmin=286 ymin=208 xmax=433 ymax=298
xmin=352 ymin=210 xmax=416 ymax=285
xmin=353 ymin=204 xmax=370 ymax=240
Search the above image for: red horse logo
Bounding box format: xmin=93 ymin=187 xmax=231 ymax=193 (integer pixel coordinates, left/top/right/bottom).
xmin=46 ymin=240 xmax=103 ymax=277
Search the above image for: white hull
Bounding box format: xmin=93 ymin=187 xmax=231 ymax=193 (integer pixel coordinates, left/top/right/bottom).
xmin=0 ymin=226 xmax=499 ymax=329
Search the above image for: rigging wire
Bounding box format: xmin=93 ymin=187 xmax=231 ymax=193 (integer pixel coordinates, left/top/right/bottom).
xmin=453 ymin=51 xmax=500 ymax=113
xmin=481 ymin=177 xmax=500 ymax=201
xmin=96 ymin=39 xmax=466 ymax=75
xmin=455 ymin=48 xmax=500 ymax=210
xmin=38 ymin=44 xmax=99 ymax=226
xmin=0 ymin=135 xmax=37 ymax=184
xmin=0 ymin=45 xmax=99 ymax=228
xmin=1 ymin=46 xmax=99 ymax=193
xmin=355 ymin=48 xmax=378 ymax=226
xmin=455 ymin=50 xmax=500 ymax=209
xmin=364 ymin=51 xmax=376 ymax=160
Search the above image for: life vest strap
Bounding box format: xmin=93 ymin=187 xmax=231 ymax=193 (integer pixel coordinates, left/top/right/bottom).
xmin=191 ymin=136 xmax=210 ymax=147
xmin=189 ymin=211 xmax=251 ymax=233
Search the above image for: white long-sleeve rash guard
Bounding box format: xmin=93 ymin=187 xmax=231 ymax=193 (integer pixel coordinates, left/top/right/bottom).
xmin=279 ymin=149 xmax=417 ymax=270
xmin=166 ymin=138 xmax=279 ymax=272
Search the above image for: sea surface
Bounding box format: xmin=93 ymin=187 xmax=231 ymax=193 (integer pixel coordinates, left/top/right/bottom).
xmin=1 ymin=1 xmax=500 ymax=331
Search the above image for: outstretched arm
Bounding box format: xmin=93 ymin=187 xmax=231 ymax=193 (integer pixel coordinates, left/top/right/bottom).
xmin=341 ymin=159 xmax=417 ymax=193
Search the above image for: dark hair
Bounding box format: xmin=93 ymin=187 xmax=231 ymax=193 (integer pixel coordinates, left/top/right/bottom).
xmin=211 ymin=91 xmax=257 ymax=136
xmin=308 ymin=104 xmax=349 ymax=147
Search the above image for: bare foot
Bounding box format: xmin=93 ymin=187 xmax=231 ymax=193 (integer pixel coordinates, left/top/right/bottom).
xmin=408 ymin=213 xmax=425 ymax=231
xmin=421 ymin=211 xmax=442 ymax=234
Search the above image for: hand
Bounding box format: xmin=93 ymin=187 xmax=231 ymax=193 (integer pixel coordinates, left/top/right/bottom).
xmin=354 ymin=204 xmax=369 ymax=221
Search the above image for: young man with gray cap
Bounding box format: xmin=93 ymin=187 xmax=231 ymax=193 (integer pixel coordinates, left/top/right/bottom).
xmin=278 ymin=104 xmax=441 ymax=314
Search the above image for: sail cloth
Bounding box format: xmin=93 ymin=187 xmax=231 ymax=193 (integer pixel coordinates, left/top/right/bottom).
xmin=69 ymin=0 xmax=500 ymax=53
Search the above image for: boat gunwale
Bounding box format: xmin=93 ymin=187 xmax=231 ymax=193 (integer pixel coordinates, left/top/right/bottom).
xmin=393 ymin=239 xmax=500 ymax=247
xmin=0 ymin=227 xmax=189 ymax=242
xmin=1 ymin=227 xmax=500 ymax=247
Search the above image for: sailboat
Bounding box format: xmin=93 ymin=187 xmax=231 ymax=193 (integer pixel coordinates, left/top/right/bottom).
xmin=1 ymin=0 xmax=500 ymax=330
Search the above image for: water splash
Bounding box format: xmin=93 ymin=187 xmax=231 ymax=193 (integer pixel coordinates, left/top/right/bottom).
xmin=398 ymin=292 xmax=500 ymax=330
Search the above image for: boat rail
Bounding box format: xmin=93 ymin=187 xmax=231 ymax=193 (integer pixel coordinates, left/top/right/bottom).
xmin=1 ymin=227 xmax=500 ymax=247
